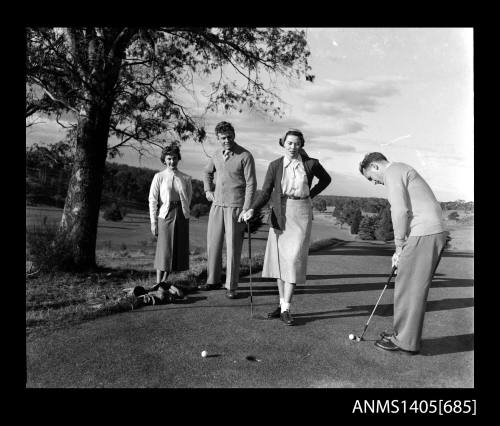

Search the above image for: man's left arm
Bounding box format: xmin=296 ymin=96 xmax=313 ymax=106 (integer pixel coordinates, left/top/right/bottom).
xmin=309 ymin=160 xmax=332 ymax=198
xmin=242 ymin=153 xmax=257 ymax=211
xmin=386 ymin=168 xmax=411 ymax=266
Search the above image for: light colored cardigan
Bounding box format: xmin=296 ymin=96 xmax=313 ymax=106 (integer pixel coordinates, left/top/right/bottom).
xmin=149 ymin=168 xmax=192 ymax=224
xmin=384 ymin=162 xmax=445 ymax=247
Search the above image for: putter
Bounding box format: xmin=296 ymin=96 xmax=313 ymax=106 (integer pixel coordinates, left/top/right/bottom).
xmin=246 ymin=219 xmax=267 ymax=320
xmin=350 ymin=265 xmax=397 ymax=342
xmin=247 ymin=221 xmax=253 ymax=318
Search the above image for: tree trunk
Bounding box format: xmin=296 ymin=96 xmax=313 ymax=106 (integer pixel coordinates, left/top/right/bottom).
xmin=58 ymin=29 xmax=133 ymax=270
xmin=60 ymin=101 xmax=112 ymax=270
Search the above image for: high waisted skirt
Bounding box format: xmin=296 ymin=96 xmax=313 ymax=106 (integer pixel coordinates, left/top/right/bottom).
xmin=154 ymin=202 xmax=189 ymax=272
xmin=261 ymin=198 xmax=313 ymax=284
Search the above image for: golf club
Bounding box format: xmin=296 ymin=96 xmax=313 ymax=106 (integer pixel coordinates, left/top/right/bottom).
xmin=246 ymin=219 xmax=268 ymax=320
xmin=247 ymin=221 xmax=253 ymax=318
xmin=375 ymin=243 xmax=447 ymax=340
xmin=350 ymin=265 xmax=397 ymax=342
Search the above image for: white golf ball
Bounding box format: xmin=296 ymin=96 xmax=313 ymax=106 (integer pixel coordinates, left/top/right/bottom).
xmin=201 ymin=350 xmax=208 ymax=358
xmin=348 ymin=334 xmax=355 ymax=340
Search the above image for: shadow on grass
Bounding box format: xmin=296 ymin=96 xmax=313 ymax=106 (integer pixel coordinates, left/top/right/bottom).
xmin=420 ymin=333 xmax=474 ymax=356
xmin=308 ymin=242 xmax=474 ymax=259
xmin=286 ymin=297 xmax=473 ymax=327
xmin=308 ymin=242 xmax=394 ymax=257
xmin=126 ymin=296 xmax=209 ymax=314
xmin=237 ymin=277 xmax=474 ymax=296
xmin=344 ymin=297 xmax=474 ymax=318
xmin=98 ymin=225 xmax=133 ymax=230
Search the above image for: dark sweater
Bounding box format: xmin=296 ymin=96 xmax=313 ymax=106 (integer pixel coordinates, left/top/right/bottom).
xmin=203 ymin=143 xmax=257 ymax=210
xmin=250 ymin=155 xmax=331 ymax=230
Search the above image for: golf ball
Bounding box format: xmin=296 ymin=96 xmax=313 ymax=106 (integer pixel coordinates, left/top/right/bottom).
xmin=201 ymin=350 xmax=208 ymax=358
xmin=348 ymin=334 xmax=355 ymax=340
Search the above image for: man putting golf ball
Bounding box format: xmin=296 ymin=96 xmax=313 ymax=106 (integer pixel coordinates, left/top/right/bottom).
xmin=359 ymin=152 xmax=448 ymax=355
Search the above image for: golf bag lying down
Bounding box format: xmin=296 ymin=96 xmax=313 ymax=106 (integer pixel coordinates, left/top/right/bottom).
xmin=124 ymin=283 xmax=185 ymax=308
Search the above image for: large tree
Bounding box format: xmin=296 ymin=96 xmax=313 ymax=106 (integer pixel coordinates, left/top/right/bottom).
xmin=26 ymin=27 xmax=313 ymax=269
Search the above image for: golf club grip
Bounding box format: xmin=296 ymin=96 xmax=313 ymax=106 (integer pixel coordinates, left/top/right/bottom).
xmin=388 ymin=265 xmax=397 ymax=283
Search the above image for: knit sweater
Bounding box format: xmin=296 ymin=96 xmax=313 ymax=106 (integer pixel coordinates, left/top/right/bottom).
xmin=384 ymin=162 xmax=445 ymax=247
xmin=203 ymin=143 xmax=257 ymax=210
xmin=149 ymin=168 xmax=192 ymax=223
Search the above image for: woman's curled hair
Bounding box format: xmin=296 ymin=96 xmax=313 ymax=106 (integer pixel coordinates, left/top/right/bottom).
xmin=161 ymin=142 xmax=181 ymax=164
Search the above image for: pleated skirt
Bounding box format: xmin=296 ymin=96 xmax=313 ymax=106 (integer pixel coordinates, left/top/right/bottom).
xmin=154 ymin=203 xmax=189 ymax=272
xmin=261 ymin=198 xmax=312 ymax=284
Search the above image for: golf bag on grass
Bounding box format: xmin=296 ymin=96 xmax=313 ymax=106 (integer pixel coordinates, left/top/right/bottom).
xmin=124 ymin=283 xmax=185 ymax=308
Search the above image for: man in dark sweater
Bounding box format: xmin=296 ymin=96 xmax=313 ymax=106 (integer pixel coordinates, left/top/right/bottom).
xmin=198 ymin=121 xmax=257 ymax=299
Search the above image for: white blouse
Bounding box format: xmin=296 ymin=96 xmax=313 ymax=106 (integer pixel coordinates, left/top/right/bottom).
xmin=281 ymin=155 xmax=310 ymax=198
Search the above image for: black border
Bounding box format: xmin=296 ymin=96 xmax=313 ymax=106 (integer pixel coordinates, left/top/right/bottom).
xmin=18 ymin=19 xmax=485 ymax=419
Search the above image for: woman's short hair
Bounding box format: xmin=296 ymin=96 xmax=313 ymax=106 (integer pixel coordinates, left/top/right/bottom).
xmin=280 ymin=129 xmax=305 ymax=147
xmin=161 ymin=142 xmax=181 ymax=164
xmin=215 ymin=121 xmax=235 ymax=136
xmin=359 ymin=152 xmax=388 ymax=175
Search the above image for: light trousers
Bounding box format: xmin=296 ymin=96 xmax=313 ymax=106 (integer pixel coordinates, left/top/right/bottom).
xmin=206 ymin=205 xmax=245 ymax=290
xmin=390 ymin=231 xmax=448 ymax=351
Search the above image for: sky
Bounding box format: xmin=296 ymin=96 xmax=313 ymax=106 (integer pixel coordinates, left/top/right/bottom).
xmin=26 ymin=28 xmax=474 ymax=202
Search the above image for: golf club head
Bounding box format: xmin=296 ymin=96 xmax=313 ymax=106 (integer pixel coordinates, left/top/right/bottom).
xmin=348 ymin=334 xmax=362 ymax=342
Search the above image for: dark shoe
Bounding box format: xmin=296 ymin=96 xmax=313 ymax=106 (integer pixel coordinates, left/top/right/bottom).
xmin=197 ymin=283 xmax=222 ymax=291
xmin=225 ymin=290 xmax=237 ymax=299
xmin=374 ymin=339 xmax=419 ymax=355
xmin=380 ymin=331 xmax=394 ymax=341
xmin=280 ymin=310 xmax=295 ymax=326
xmin=267 ymin=306 xmax=281 ymax=319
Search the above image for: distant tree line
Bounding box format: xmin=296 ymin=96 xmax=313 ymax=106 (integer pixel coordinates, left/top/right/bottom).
xmin=440 ymin=200 xmax=474 ymax=212
xmin=320 ymin=195 xmax=391 ymax=214
xmin=26 ymin=143 xmax=211 ymax=215
xmin=331 ymin=199 xmax=394 ymax=241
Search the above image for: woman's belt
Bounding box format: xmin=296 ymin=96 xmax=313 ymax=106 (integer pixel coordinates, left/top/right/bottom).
xmin=282 ymin=195 xmax=310 ymax=200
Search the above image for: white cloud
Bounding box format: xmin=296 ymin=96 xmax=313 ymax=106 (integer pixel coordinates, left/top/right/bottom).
xmin=296 ymin=78 xmax=402 ymax=116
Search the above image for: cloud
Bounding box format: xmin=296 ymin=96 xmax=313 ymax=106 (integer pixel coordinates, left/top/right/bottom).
xmin=308 ymin=139 xmax=357 ymax=153
xmin=307 ymin=120 xmax=366 ymax=138
xmin=304 ymin=102 xmax=345 ymax=116
xmin=192 ymin=110 xmax=365 ymax=155
xmin=297 ymin=78 xmax=402 ymax=115
xmin=199 ymin=111 xmax=308 ymax=138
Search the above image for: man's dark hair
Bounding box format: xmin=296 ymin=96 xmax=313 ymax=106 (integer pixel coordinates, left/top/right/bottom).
xmin=161 ymin=142 xmax=181 ymax=164
xmin=359 ymin=152 xmax=388 ymax=175
xmin=215 ymin=121 xmax=235 ymax=136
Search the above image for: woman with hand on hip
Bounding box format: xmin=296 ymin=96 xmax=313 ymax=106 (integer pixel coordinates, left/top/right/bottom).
xmin=148 ymin=142 xmax=192 ymax=296
xmin=241 ymin=130 xmax=331 ymax=325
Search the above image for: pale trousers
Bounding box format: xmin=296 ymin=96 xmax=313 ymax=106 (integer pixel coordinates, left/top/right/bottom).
xmin=390 ymin=231 xmax=448 ymax=352
xmin=206 ymin=205 xmax=245 ymax=290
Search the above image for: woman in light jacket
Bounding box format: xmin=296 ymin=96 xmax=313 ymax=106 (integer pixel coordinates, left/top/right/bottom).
xmin=149 ymin=143 xmax=192 ymax=289
xmin=242 ymin=130 xmax=331 ymax=325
